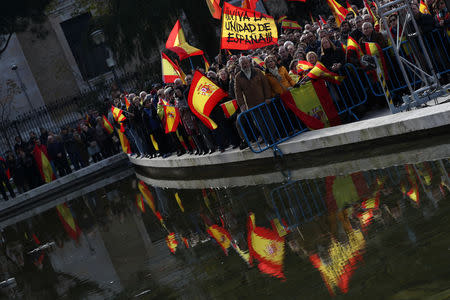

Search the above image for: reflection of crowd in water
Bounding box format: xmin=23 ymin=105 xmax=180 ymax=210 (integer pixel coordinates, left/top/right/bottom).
xmin=0 ymin=159 xmax=447 ymax=297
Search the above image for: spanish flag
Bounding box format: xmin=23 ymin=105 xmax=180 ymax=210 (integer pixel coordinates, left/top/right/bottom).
xmin=297 ymin=60 xmax=314 ymax=73
xmin=363 ymin=0 xmax=379 ymax=31
xmin=175 ymin=192 xmax=184 ymax=212
xmin=325 ymin=173 xmax=369 ymax=212
xmin=252 ymin=56 xmax=265 ymax=68
xmin=281 ymin=20 xmax=302 ymax=30
xmin=161 ymin=52 xmax=184 ymax=84
xmin=102 ymin=115 xmax=114 ymax=135
xmin=220 ymin=99 xmax=238 ymax=118
xmin=346 ymin=0 xmax=356 ymax=16
xmin=402 ymin=165 xmax=420 ymax=205
xmin=166 ymin=232 xmax=178 ymax=254
xmin=241 ymin=0 xmax=258 ymax=10
xmin=207 ymin=224 xmax=232 ymax=255
xmin=364 ymin=42 xmax=388 ymax=80
xmin=202 ymin=189 xmax=213 ymax=213
xmin=203 ymin=55 xmax=210 ymax=72
xmin=277 ymin=15 xmax=288 ymax=23
xmin=111 ymin=106 xmax=126 ymax=123
xmin=166 ymin=20 xmax=204 ymax=60
xmin=206 ymin=0 xmax=222 ymax=19
xmin=116 ymin=128 xmax=132 ymax=154
xmin=419 ymin=0 xmax=430 ymax=14
xmin=326 ymin=0 xmax=348 ymax=26
xmin=188 ymin=71 xmax=228 ymax=130
xmin=163 ymin=105 xmax=181 ymax=133
xmin=307 ymin=61 xmax=345 ymax=84
xmin=346 ymin=36 xmax=364 ymax=59
xmin=33 ymin=143 xmax=55 ymax=183
xmin=138 ymin=180 xmax=156 ymax=214
xmin=319 ymin=15 xmax=328 ymax=25
xmin=136 ymin=194 xmax=145 ymax=213
xmin=247 ymin=212 xmax=285 ymax=279
xmin=280 ymin=80 xmax=341 ymax=130
xmin=56 ymin=203 xmax=81 ymax=241
xmin=124 ymin=95 xmax=131 ymax=110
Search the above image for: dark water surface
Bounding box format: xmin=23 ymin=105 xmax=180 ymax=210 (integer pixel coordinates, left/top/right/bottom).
xmin=0 ymin=158 xmax=449 ymax=299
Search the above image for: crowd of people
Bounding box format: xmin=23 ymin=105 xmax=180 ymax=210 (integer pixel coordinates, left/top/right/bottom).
xmin=0 ymin=0 xmax=448 ymax=200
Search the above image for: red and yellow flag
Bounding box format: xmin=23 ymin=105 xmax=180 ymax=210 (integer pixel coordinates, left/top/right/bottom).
xmin=33 ymin=144 xmax=55 ymax=183
xmin=161 ymin=52 xmax=185 ymax=84
xmin=346 ymin=0 xmax=356 ymax=16
xmin=116 ymin=128 xmax=131 ymax=154
xmin=419 ymin=0 xmax=430 ymax=14
xmin=166 ymin=232 xmax=178 ymax=254
xmin=252 ymin=56 xmax=265 ymax=68
xmin=297 ymin=60 xmax=314 ymax=73
xmin=188 ymin=71 xmax=228 ymax=130
xmin=280 ymin=80 xmax=341 ymax=130
xmin=163 ymin=105 xmax=181 ymax=134
xmin=136 ymin=194 xmax=145 ymax=213
xmin=56 ymin=203 xmax=81 ymax=241
xmin=111 ymin=106 xmax=126 ymax=123
xmin=364 ymin=42 xmax=388 ymax=80
xmin=363 ymin=0 xmax=380 ymax=31
xmin=281 ymin=20 xmax=302 ymax=30
xmin=175 ymin=192 xmax=184 ymax=212
xmin=138 ymin=180 xmax=156 ymax=214
xmin=221 ymin=2 xmax=278 ymax=50
xmin=207 ymin=224 xmax=232 ymax=255
xmin=241 ymin=0 xmax=259 ymax=10
xmin=319 ymin=15 xmax=328 ymax=25
xmin=326 ymin=0 xmax=348 ymax=26
xmin=307 ymin=61 xmax=345 ymax=84
xmin=220 ymin=99 xmax=238 ymax=118
xmin=206 ymin=0 xmax=222 ymax=19
xmin=277 ymin=15 xmax=288 ymax=23
xmin=247 ymin=213 xmax=285 ymax=279
xmin=325 ymin=173 xmax=369 ymax=212
xmin=166 ymin=20 xmax=204 ymax=60
xmin=203 ymin=55 xmax=210 ymax=72
xmin=346 ymin=36 xmax=364 ymax=59
xmin=102 ymin=115 xmax=114 ymax=135
xmin=124 ymin=95 xmax=131 ymax=110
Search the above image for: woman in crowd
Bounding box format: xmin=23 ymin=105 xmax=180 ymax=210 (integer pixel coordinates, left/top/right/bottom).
xmin=320 ymin=37 xmax=345 ymax=73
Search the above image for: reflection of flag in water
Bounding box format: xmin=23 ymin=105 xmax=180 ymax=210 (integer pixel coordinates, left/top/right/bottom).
xmin=309 ymin=228 xmax=366 ymax=296
xmin=281 ymin=80 xmax=340 ymax=130
xmin=202 ymin=189 xmax=213 ymax=213
xmin=31 ymin=233 xmax=45 ymax=267
xmin=270 ymin=218 xmax=289 ymax=237
xmin=247 ymin=213 xmax=285 ymax=279
xmin=175 ymin=192 xmax=184 ymax=212
xmin=136 ymin=194 xmax=145 ymax=212
xmin=357 ymin=210 xmax=374 ymax=230
xmin=56 ymin=203 xmax=81 ymax=241
xmin=207 ymin=224 xmax=232 ymax=255
xmin=138 ymin=180 xmax=156 ymax=214
xmin=233 ymin=243 xmax=251 ymax=264
xmin=326 ymin=173 xmax=369 ymax=212
xmin=166 ymin=232 xmax=178 ymax=254
xmin=402 ymin=165 xmax=420 ymax=205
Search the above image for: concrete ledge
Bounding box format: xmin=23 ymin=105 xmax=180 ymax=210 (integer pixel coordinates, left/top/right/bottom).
xmin=131 ymin=102 xmax=450 ymax=169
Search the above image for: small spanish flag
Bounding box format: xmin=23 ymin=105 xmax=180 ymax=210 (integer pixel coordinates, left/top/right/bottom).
xmin=138 ymin=180 xmax=156 ymax=214
xmin=162 ymin=52 xmax=185 ymax=84
xmin=346 ymin=0 xmax=356 ymax=16
xmin=220 ymin=99 xmax=238 ymax=118
xmin=277 ymin=15 xmax=288 ymax=23
xmin=346 ymin=36 xmax=364 ymax=59
xmin=326 ymin=0 xmax=348 ymax=26
xmin=281 ymin=20 xmax=302 ymax=30
xmin=111 ymin=106 xmax=126 ymax=123
xmin=175 ymin=192 xmax=184 ymax=212
xmin=136 ymin=194 xmax=145 ymax=213
xmin=124 ymin=95 xmax=131 ymax=110
xmin=163 ymin=105 xmax=181 ymax=134
xmin=56 ymin=203 xmax=81 ymax=241
xmin=102 ymin=115 xmax=114 ymax=135
xmin=307 ymin=61 xmax=345 ymax=84
xmin=116 ymin=129 xmax=131 ymax=154
xmin=205 ymin=0 xmax=222 ymax=19
xmin=207 ymin=224 xmax=232 ymax=255
xmin=203 ymin=55 xmax=210 ymax=72
xmin=252 ymin=56 xmax=265 ymax=68
xmin=364 ymin=42 xmax=389 ymax=80
xmin=419 ymin=0 xmax=430 ymax=14
xmin=361 ymin=196 xmax=380 ymax=210
xmin=166 ymin=20 xmax=204 ymax=60
xmin=187 ymin=71 xmax=228 ymax=130
xmin=297 ymin=60 xmax=314 ymax=73
xmin=166 ymin=232 xmax=178 ymax=254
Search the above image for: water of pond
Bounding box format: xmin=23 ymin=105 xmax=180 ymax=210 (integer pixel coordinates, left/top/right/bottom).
xmin=0 ymin=157 xmax=449 ymax=299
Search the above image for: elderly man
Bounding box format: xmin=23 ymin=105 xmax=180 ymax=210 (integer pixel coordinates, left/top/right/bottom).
xmin=359 ymin=22 xmax=387 ymax=48
xmin=234 ymin=56 xmax=276 ymax=145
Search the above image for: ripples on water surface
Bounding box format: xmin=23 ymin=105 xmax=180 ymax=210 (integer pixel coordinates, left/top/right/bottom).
xmin=0 ymin=159 xmax=449 ymax=299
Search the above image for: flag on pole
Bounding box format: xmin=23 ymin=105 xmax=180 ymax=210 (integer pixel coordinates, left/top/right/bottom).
xmin=346 ymin=0 xmax=356 ymax=16
xmin=161 ymin=52 xmax=185 ymax=84
xmin=111 ymin=106 xmax=126 ymax=123
xmin=56 ymin=203 xmax=81 ymax=241
xmin=166 ymin=232 xmax=178 ymax=253
xmin=207 ymin=224 xmax=232 ymax=255
xmin=33 ymin=143 xmax=55 ymax=183
xmin=281 ymin=20 xmax=302 ymax=30
xmin=220 ymin=99 xmax=239 ymax=118
xmin=102 ymin=115 xmax=114 ymax=135
xmin=326 ymin=0 xmax=348 ymax=26
xmin=319 ymin=15 xmax=328 ymax=25
xmin=277 ymin=15 xmax=288 ymax=23
xmin=221 ymin=2 xmax=278 ymax=50
xmin=166 ymin=20 xmax=204 ymax=60
xmin=280 ymin=80 xmax=341 ymax=130
xmin=364 ymin=42 xmax=388 ymax=80
xmin=116 ymin=128 xmax=132 ymax=154
xmin=247 ymin=212 xmax=285 ymax=279
xmin=188 ymin=71 xmax=228 ymax=130
xmin=203 ymin=55 xmax=210 ymax=72
xmin=206 ymin=0 xmax=222 ymax=19
xmin=175 ymin=192 xmax=184 ymax=212
xmin=363 ymin=0 xmax=379 ymax=31
xmin=307 ymin=61 xmax=345 ymax=84
xmin=419 ymin=0 xmax=430 ymax=14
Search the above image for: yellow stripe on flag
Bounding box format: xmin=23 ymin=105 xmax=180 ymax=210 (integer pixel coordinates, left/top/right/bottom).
xmin=150 ymin=134 xmax=159 ymax=151
xmin=175 ymin=192 xmax=184 ymax=212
